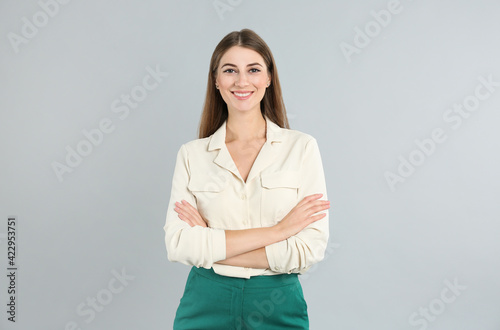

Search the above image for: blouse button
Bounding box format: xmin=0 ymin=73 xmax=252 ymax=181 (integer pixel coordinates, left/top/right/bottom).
xmin=241 ymin=193 xmax=246 ymax=200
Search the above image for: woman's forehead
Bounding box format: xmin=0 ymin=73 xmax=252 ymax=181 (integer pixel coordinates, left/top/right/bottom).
xmin=219 ymin=46 xmax=266 ymax=67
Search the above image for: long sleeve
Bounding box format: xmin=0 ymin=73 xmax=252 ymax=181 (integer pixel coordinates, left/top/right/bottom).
xmin=163 ymin=144 xmax=226 ymax=268
xmin=264 ymin=137 xmax=330 ymax=274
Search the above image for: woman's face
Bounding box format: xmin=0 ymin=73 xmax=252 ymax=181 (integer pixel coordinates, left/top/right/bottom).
xmin=215 ymin=46 xmax=271 ymax=115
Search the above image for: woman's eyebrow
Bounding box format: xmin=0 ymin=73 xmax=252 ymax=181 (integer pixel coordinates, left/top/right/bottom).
xmin=221 ymin=62 xmax=264 ymax=69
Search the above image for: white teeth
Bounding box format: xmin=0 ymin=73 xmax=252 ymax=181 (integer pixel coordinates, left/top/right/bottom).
xmin=234 ymin=92 xmax=251 ymax=97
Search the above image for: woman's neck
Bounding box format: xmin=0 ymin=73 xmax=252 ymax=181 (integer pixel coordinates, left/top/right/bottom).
xmin=225 ymin=111 xmax=266 ymax=143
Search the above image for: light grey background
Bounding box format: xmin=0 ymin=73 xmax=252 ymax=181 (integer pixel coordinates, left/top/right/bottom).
xmin=1 ymin=0 xmax=499 ymax=329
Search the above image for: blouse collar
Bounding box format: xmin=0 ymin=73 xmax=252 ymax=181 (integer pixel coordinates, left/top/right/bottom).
xmin=208 ymin=115 xmax=283 ymax=151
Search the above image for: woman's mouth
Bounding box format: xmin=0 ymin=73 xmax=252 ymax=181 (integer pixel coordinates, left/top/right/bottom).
xmin=231 ymin=91 xmax=253 ymax=100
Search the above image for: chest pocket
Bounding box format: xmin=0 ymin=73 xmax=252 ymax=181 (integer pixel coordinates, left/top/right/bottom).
xmin=260 ymin=170 xmax=301 ymax=226
xmin=188 ymin=173 xmax=229 ymax=228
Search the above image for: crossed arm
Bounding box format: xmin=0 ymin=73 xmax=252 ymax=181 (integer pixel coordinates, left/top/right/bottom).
xmin=173 ymin=193 xmax=330 ymax=269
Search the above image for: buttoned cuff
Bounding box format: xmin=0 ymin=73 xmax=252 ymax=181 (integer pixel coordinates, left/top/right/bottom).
xmin=212 ymin=229 xmax=226 ymax=262
xmin=265 ymin=240 xmax=290 ymax=273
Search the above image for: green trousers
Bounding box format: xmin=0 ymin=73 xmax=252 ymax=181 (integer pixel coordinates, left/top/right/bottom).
xmin=173 ymin=266 xmax=309 ymax=330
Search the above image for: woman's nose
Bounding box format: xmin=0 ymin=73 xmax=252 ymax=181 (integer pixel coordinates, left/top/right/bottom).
xmin=235 ymin=72 xmax=249 ymax=86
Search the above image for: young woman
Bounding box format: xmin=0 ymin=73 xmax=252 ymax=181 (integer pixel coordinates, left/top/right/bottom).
xmin=164 ymin=28 xmax=330 ymax=329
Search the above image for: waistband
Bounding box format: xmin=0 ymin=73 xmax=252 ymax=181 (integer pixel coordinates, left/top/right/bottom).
xmin=191 ymin=266 xmax=299 ymax=289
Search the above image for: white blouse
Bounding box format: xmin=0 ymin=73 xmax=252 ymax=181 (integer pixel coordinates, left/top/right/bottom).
xmin=163 ymin=115 xmax=329 ymax=278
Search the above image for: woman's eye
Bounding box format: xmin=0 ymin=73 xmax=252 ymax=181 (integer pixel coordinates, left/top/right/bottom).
xmin=223 ymin=69 xmax=235 ymax=73
xmin=249 ymin=68 xmax=260 ymax=73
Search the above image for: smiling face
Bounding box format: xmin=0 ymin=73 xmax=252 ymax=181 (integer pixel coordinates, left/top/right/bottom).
xmin=215 ymin=46 xmax=271 ymax=116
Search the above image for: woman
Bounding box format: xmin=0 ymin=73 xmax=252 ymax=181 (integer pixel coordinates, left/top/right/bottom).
xmin=164 ymin=28 xmax=330 ymax=329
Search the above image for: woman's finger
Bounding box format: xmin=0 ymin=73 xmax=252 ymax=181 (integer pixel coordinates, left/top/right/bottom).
xmin=176 ymin=211 xmax=195 ymax=227
xmin=177 ymin=200 xmax=208 ymax=227
xmin=180 ymin=200 xmax=206 ymax=226
xmin=305 ymin=202 xmax=330 ymax=216
xmin=181 ymin=200 xmax=203 ymax=220
xmin=306 ymin=212 xmax=327 ymax=225
xmin=174 ymin=203 xmax=196 ymax=226
xmin=295 ymin=193 xmax=324 ymax=208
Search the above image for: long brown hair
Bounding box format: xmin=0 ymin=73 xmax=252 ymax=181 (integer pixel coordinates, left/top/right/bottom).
xmin=198 ymin=29 xmax=289 ymax=139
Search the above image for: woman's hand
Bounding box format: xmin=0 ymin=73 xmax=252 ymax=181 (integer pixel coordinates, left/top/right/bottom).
xmin=274 ymin=193 xmax=330 ymax=240
xmin=174 ymin=200 xmax=208 ymax=228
